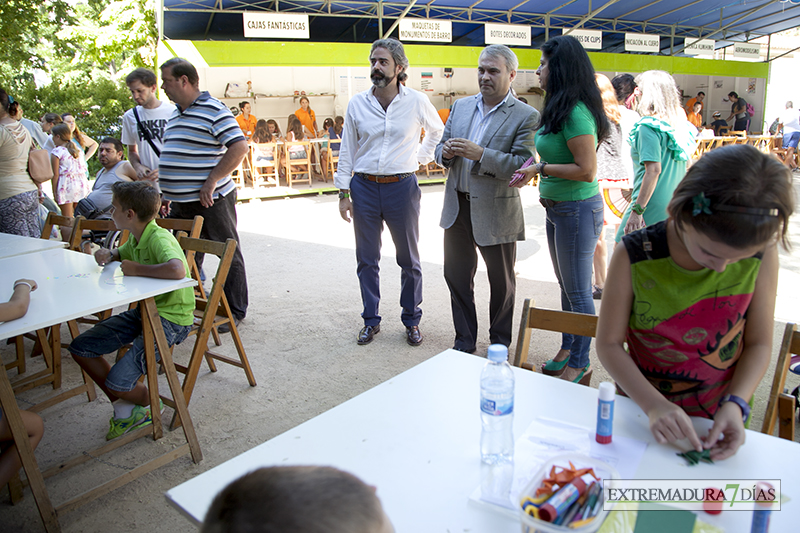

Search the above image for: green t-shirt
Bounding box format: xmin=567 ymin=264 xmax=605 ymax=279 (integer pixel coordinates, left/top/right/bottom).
xmin=535 ymin=101 xmax=599 ymax=201
xmin=117 ymin=220 xmax=195 ymax=326
xmin=614 ymin=117 xmax=694 ymax=242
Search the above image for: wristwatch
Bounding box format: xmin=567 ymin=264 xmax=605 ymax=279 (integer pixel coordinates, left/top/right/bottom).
xmin=719 ymin=394 xmax=750 ymax=423
xmin=631 ymin=203 xmax=646 ymax=215
xmin=338 ymin=190 xmax=350 ymax=200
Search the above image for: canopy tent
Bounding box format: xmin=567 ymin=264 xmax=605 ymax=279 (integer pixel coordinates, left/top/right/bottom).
xmin=162 ymin=0 xmax=800 ymax=56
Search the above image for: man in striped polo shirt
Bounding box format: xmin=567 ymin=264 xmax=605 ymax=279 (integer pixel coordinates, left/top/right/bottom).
xmin=158 ymin=57 xmax=250 ymax=329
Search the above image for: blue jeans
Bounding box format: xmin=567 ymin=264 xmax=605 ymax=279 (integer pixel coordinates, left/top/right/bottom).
xmin=544 ymin=194 xmax=604 ymax=369
xmin=351 ymin=173 xmax=422 ymax=327
xmin=69 ymin=308 xmax=191 ymax=392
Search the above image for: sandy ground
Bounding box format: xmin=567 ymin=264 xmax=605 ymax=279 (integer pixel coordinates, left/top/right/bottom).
xmin=2 ymin=181 xmax=799 ymax=532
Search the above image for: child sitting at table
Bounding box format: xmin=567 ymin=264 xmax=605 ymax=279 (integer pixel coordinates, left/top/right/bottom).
xmin=710 ymin=111 xmax=728 ymax=136
xmin=596 ymin=144 xmax=794 ymax=461
xmin=201 ymin=466 xmax=394 ymax=533
xmin=69 ymin=181 xmax=194 ymax=441
xmin=1 ymin=279 xmax=45 ymax=488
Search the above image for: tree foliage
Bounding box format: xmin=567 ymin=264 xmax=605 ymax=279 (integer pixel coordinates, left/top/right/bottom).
xmin=0 ymin=0 xmax=156 ymax=175
xmin=0 ymin=0 xmax=72 ymax=71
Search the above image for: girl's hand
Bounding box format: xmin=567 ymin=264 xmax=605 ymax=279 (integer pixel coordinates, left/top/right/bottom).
xmin=625 ymin=212 xmax=646 ymax=235
xmin=647 ymin=400 xmax=704 ymax=452
xmin=14 ymin=279 xmax=38 ymax=292
xmin=703 ymin=402 xmax=746 ymax=461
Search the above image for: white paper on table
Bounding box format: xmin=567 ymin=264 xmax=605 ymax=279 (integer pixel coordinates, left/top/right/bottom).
xmin=468 ymin=417 xmax=648 ymax=517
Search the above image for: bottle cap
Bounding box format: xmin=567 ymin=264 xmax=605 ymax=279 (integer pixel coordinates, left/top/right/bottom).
xmin=487 ymin=344 xmax=508 ymax=362
xmin=598 ymin=382 xmax=615 ymax=401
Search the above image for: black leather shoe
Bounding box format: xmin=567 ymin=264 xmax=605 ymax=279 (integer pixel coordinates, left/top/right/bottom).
xmin=217 ymin=317 xmax=242 ymax=334
xmin=406 ymin=326 xmax=423 ymax=346
xmin=453 ymin=345 xmax=476 ymax=354
xmin=357 ymin=324 xmax=380 ymax=345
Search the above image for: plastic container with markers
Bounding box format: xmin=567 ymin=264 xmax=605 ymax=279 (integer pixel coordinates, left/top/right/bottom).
xmin=518 ymin=453 xmax=620 ymax=533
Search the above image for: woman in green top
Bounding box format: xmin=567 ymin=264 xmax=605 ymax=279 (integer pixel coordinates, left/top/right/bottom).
xmin=515 ymin=35 xmax=609 ymax=383
xmin=616 ymin=70 xmax=696 ymax=241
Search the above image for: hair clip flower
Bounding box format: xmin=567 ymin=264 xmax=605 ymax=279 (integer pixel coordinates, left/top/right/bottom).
xmin=691 ymin=192 xmax=712 ymax=216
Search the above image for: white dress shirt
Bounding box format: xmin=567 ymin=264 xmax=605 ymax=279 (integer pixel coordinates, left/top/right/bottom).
xmin=334 ymin=84 xmax=444 ymax=189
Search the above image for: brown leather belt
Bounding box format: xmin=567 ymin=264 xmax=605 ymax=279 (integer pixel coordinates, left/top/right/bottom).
xmin=357 ymin=172 xmax=414 ymax=184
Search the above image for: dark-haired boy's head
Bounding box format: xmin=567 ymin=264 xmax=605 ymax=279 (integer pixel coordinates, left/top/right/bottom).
xmin=126 ymin=68 xmax=158 ymax=88
xmin=201 ymin=466 xmax=393 ymax=533
xmin=111 ymin=181 xmax=160 ymax=223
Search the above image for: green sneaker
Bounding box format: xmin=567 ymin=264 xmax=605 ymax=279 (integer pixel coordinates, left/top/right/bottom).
xmin=106 ymin=405 xmax=150 ymax=441
xmin=143 ymin=399 xmax=165 ymax=420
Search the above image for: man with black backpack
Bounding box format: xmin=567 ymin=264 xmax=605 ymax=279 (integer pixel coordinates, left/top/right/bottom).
xmin=121 ymin=68 xmax=176 ymax=183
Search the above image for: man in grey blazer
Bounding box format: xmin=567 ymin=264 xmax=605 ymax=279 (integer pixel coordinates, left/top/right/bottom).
xmin=435 ymin=44 xmax=539 ymax=354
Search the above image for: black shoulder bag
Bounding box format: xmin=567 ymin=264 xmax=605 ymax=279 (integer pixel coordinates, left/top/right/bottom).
xmin=133 ymin=106 xmax=161 ymax=157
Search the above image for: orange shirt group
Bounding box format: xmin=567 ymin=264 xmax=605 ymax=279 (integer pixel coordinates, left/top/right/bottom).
xmin=236 ymin=113 xmax=258 ymax=140
xmin=295 ymin=108 xmax=317 ymax=137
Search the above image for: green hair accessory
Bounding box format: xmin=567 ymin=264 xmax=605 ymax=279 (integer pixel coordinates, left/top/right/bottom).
xmin=691 ymin=193 xmax=712 ymax=216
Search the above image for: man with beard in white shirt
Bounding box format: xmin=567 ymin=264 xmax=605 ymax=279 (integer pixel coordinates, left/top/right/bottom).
xmin=335 ymin=39 xmax=444 ymax=347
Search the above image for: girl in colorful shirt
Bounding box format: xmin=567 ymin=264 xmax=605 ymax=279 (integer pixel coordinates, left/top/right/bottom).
xmin=50 ymin=123 xmax=90 ymax=222
xmin=597 ymin=144 xmax=794 ymax=461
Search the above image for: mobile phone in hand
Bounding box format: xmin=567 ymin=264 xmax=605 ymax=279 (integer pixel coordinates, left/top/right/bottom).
xmin=509 ymin=156 xmax=536 ymax=187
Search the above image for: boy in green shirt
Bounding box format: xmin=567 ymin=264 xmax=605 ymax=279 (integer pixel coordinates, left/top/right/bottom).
xmin=70 ymin=181 xmax=194 ymax=440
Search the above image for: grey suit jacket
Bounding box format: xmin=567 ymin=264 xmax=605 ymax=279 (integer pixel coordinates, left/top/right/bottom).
xmin=435 ymin=95 xmax=539 ymax=246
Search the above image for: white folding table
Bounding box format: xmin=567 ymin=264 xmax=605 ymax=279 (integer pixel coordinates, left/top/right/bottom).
xmin=0 ymin=247 xmax=202 ymax=533
xmin=166 ymin=349 xmax=799 ymax=532
xmin=0 ymin=232 xmax=65 ymax=260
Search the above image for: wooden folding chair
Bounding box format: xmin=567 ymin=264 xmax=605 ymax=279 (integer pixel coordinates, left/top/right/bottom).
xmin=251 ymin=143 xmax=281 ymax=187
xmin=762 ymin=323 xmax=798 ymax=440
xmin=512 ymin=298 xmax=596 ymax=386
xmin=425 ymin=161 xmax=447 ymax=177
xmin=40 ymin=212 xmax=72 ymax=241
xmin=7 ymin=215 xmax=103 ymax=413
xmin=5 ymin=213 xmax=74 ymax=377
xmin=161 ymin=237 xmax=256 ymax=429
xmin=69 ymin=216 xmax=128 ymax=254
xmin=230 ymin=158 xmax=248 ymax=188
xmin=326 ymin=140 xmax=340 ymax=180
xmin=284 ymin=141 xmax=313 ymax=188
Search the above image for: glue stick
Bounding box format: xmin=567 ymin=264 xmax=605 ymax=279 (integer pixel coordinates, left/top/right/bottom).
xmin=538 ymin=474 xmax=593 ymax=522
xmin=596 ymin=382 xmax=615 ymax=444
xmin=750 ymin=482 xmax=775 ymax=533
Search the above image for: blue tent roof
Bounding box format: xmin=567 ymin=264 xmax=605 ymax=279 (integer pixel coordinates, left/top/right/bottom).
xmin=162 ymin=1 xmax=800 ymax=54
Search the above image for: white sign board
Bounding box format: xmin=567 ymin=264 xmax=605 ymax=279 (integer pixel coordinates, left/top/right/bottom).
xmin=625 ymin=33 xmax=660 ymax=53
xmin=684 ymin=39 xmax=715 ymax=56
xmin=243 ymin=13 xmax=310 ymax=39
xmin=734 ymin=42 xmax=761 ymax=59
xmin=569 ymin=29 xmax=602 ymax=50
xmin=399 ymin=19 xmax=452 ymax=43
xmin=485 ymin=23 xmax=531 ymax=47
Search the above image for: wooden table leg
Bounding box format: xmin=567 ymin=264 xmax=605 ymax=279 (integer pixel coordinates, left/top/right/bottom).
xmin=50 ymin=324 xmax=61 ymax=390
xmin=140 ymin=298 xmax=202 ymax=463
xmin=0 ymin=368 xmax=60 ymax=532
xmin=140 ymin=301 xmax=163 ymax=441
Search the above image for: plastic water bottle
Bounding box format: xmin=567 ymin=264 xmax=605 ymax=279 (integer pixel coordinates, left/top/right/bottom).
xmin=480 ymin=344 xmax=515 ymax=465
